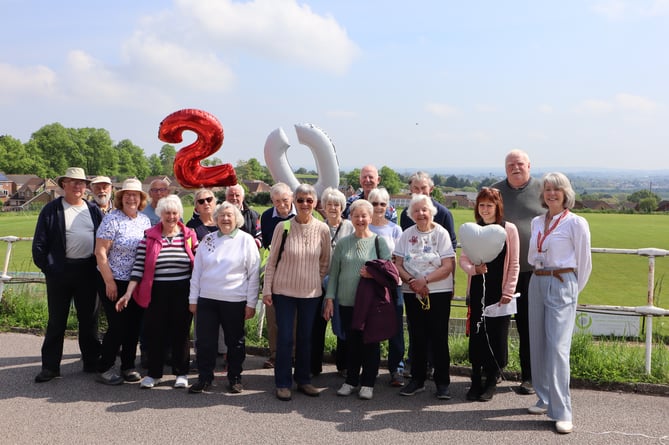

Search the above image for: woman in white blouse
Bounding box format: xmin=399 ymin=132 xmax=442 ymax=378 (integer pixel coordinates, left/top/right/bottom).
xmin=527 ymin=172 xmax=592 ymax=435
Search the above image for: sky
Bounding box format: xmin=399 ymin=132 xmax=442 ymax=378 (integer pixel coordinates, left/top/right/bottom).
xmin=1 ymin=0 xmax=668 ymax=175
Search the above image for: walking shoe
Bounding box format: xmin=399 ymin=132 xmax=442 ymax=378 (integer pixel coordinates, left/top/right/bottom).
xmin=555 ymin=421 xmax=574 ymax=434
xmin=174 ymin=375 xmax=188 ymax=388
xmin=122 ymin=369 xmax=141 ymax=382
xmin=35 ymin=369 xmax=60 ymax=383
xmin=228 ymin=380 xmax=243 ymax=394
xmin=337 ymin=383 xmax=356 ymax=396
xmin=97 ymin=369 xmax=124 ymax=386
xmin=399 ymin=380 xmax=425 ymax=396
xmin=389 ymin=371 xmax=404 ymax=387
xmin=358 ymin=386 xmax=374 ymax=400
xmin=518 ymin=380 xmax=535 ymax=395
xmin=263 ymin=358 xmax=275 ymax=369
xmin=466 ymin=385 xmax=482 ymax=401
xmin=436 ymin=385 xmax=451 ymax=400
xmin=140 ymin=376 xmax=160 ymax=389
xmin=276 ymin=387 xmax=292 ymax=401
xmin=188 ymin=380 xmax=211 ymax=394
xmin=478 ymin=385 xmax=496 ymax=402
xmin=527 ymin=402 xmax=548 ymax=414
xmin=297 ymin=384 xmax=320 ymax=397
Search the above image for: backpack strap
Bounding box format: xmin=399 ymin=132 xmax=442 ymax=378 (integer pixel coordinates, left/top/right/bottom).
xmin=375 ymin=235 xmax=380 ymax=259
xmin=276 ymin=220 xmax=291 ymax=265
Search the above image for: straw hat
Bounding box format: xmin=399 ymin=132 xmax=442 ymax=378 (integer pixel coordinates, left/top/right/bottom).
xmin=116 ymin=178 xmax=148 ymax=200
xmin=56 ymin=167 xmax=90 ymax=189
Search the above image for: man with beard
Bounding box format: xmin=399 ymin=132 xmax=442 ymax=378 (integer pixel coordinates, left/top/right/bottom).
xmin=90 ymin=176 xmax=114 ymax=214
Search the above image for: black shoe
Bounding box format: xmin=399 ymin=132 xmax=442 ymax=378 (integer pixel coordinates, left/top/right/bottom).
xmin=479 ymin=385 xmax=496 ymax=402
xmin=436 ymin=385 xmax=451 ymax=400
xmin=466 ymin=385 xmax=482 ymax=401
xmin=518 ymin=380 xmax=535 ymax=395
xmin=399 ymin=379 xmax=425 ymax=396
xmin=228 ymin=379 xmax=243 ymax=394
xmin=188 ymin=380 xmax=211 ymax=394
xmin=35 ymin=369 xmax=60 ymax=383
xmin=122 ymin=369 xmax=142 ymax=382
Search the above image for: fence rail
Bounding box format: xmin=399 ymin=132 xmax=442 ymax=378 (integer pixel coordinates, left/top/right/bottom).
xmin=2 ymin=236 xmax=668 ymax=374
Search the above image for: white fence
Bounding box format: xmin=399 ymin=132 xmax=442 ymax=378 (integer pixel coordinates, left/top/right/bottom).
xmin=2 ymin=236 xmax=669 ymax=374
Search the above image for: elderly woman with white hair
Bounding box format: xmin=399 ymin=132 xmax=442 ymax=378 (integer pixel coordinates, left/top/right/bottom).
xmin=526 ymin=172 xmax=591 ymax=434
xmin=394 ymin=194 xmax=456 ymax=400
xmin=116 ymin=194 xmax=199 ymax=389
xmin=188 ymin=201 xmax=260 ymax=394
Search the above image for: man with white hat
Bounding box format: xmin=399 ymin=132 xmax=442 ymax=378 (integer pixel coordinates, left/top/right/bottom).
xmin=32 ymin=167 xmax=104 ymax=382
xmin=90 ymin=175 xmax=114 ymax=214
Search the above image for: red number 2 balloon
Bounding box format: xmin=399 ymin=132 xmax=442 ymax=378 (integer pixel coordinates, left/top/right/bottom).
xmin=158 ymin=108 xmax=237 ymax=189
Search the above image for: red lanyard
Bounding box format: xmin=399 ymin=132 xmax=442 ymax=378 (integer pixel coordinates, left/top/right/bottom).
xmin=537 ymin=209 xmax=568 ymax=252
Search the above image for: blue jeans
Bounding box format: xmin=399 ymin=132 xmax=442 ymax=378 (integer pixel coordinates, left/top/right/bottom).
xmin=273 ymin=294 xmax=319 ymax=388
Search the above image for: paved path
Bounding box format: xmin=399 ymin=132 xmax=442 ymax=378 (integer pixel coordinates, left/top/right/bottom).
xmin=0 ymin=332 xmax=667 ymax=445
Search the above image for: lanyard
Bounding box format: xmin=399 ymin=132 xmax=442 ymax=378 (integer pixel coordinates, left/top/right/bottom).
xmin=537 ymin=209 xmax=568 ymax=252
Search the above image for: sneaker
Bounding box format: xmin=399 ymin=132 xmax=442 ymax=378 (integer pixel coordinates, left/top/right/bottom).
xmin=275 ymin=387 xmax=292 ymax=401
xmin=358 ymin=386 xmax=374 ymax=400
xmin=436 ymin=385 xmax=451 ymax=400
xmin=518 ymin=380 xmax=535 ymax=395
xmin=122 ymin=369 xmax=141 ymax=382
xmin=399 ymin=380 xmax=425 ymax=396
xmin=478 ymin=385 xmax=496 ymax=402
xmin=555 ymin=421 xmax=573 ymax=434
xmin=389 ymin=372 xmax=404 ymax=387
xmin=229 ymin=380 xmax=243 ymax=394
xmin=337 ymin=383 xmax=356 ymax=396
xmin=527 ymin=402 xmax=548 ymax=415
xmin=140 ymin=376 xmax=160 ymax=389
xmin=174 ymin=375 xmax=188 ymax=388
xmin=35 ymin=369 xmax=60 ymax=383
xmin=188 ymin=380 xmax=211 ymax=394
xmin=297 ymin=384 xmax=320 ymax=397
xmin=263 ymin=358 xmax=275 ymax=369
xmin=97 ymin=369 xmax=123 ymax=386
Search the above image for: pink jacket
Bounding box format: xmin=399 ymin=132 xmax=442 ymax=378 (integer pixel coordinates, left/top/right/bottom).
xmin=133 ymin=221 xmax=198 ymax=308
xmin=459 ymin=221 xmax=520 ymax=300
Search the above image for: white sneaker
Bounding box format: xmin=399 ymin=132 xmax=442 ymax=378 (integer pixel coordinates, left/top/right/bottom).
xmin=555 ymin=421 xmax=573 ymax=434
xmin=527 ymin=402 xmax=548 ymax=414
xmin=358 ymin=386 xmax=374 ymax=400
xmin=140 ymin=376 xmax=160 ymax=389
xmin=174 ymin=375 xmax=188 ymax=389
xmin=337 ymin=383 xmax=356 ymax=396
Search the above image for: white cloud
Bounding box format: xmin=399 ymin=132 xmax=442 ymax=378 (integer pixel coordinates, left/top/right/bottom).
xmin=0 ymin=63 xmax=58 ymax=102
xmin=591 ymin=0 xmax=669 ymax=20
xmin=425 ymin=103 xmax=459 ymax=118
xmin=575 ymin=93 xmax=660 ymax=114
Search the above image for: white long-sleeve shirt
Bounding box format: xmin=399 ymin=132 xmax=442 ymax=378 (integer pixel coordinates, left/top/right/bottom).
xmin=528 ymin=210 xmax=592 ymax=292
xmin=189 ymin=229 xmax=260 ymax=308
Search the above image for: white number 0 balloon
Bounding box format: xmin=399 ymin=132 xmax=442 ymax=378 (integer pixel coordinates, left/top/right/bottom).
xmin=263 ymin=123 xmax=340 ymax=197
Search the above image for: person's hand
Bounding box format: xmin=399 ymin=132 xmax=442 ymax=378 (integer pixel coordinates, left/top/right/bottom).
xmin=262 ymin=295 xmax=273 ymax=306
xmin=115 ymin=294 xmax=130 ymax=312
xmin=475 ymin=264 xmax=488 ymax=275
xmin=359 ymin=266 xmax=372 ymax=278
xmin=499 ymin=295 xmax=512 ymax=305
xmin=105 ymin=281 xmax=118 ymax=301
xmin=189 ymin=303 xmax=197 ymax=315
xmin=245 ymin=306 xmax=256 ymax=320
xmin=323 ymin=299 xmax=334 ymax=321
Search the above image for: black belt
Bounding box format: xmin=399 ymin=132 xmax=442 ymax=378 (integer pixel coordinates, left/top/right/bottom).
xmin=533 ymin=268 xmax=575 ymax=283
xmin=64 ymin=256 xmax=95 ymax=264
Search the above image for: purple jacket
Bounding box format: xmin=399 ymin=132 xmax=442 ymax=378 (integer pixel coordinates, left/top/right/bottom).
xmin=351 ymin=259 xmax=401 ymax=344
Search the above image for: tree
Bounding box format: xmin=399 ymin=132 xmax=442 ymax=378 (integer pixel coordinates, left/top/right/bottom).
xmin=147 ymin=154 xmax=163 ymax=176
xmin=71 ymin=128 xmax=117 ymax=176
xmin=628 ymin=189 xmax=661 ymax=204
xmin=159 ymin=144 xmax=177 ymax=176
xmin=379 ymin=166 xmax=402 ymax=195
xmin=115 ymin=139 xmax=150 ymax=179
xmin=639 ymin=197 xmax=658 ymax=213
xmin=28 ymin=123 xmax=76 ymax=177
xmin=236 ymin=158 xmax=271 ymax=182
xmin=0 ymin=135 xmax=47 ymax=175
xmin=344 ymin=168 xmax=361 ymax=190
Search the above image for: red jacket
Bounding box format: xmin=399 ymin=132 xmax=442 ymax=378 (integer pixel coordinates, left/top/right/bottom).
xmin=351 ymin=259 xmax=401 ymax=344
xmin=133 ymin=221 xmax=198 ymax=308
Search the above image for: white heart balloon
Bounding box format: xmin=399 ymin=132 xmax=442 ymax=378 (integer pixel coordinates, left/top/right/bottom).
xmin=458 ymin=222 xmax=507 ymax=265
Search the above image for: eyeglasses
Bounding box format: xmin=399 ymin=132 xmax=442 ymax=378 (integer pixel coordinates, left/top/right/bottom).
xmin=150 ymin=187 xmax=168 ymax=193
xmin=371 ymin=202 xmax=387 ymax=207
xmin=296 ymin=198 xmax=314 ymax=204
xmin=197 ymin=196 xmax=214 ymax=205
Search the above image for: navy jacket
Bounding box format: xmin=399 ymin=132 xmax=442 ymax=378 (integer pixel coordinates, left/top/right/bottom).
xmin=32 ymin=197 xmax=103 ymax=276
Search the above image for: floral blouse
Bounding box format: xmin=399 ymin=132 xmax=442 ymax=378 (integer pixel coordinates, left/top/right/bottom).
xmin=96 ymin=209 xmax=151 ymax=280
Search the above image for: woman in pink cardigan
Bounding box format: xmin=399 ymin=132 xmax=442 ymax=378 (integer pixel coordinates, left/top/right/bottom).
xmin=459 ymin=187 xmax=519 ymax=402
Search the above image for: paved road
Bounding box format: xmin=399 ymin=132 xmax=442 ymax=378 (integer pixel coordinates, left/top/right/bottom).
xmin=1 ymin=332 xmax=667 ymax=445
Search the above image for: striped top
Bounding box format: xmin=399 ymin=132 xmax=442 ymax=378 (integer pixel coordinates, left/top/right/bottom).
xmin=131 ymin=232 xmax=193 ymax=282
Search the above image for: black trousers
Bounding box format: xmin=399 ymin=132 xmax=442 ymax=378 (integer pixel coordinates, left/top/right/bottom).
xmin=195 ymin=298 xmax=247 ymax=384
xmin=340 ymin=305 xmax=381 ymax=388
xmin=310 ymin=294 xmax=327 ymax=374
xmin=98 ymin=278 xmax=144 ymax=372
xmin=514 ymin=271 xmax=532 ymax=382
xmin=144 ymin=280 xmax=192 ymax=378
xmin=404 ymin=291 xmax=452 ymax=386
xmin=41 ymin=258 xmax=101 ymax=372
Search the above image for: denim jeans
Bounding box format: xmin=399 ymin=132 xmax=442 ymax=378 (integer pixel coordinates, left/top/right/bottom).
xmin=272 ymin=294 xmax=319 ymax=388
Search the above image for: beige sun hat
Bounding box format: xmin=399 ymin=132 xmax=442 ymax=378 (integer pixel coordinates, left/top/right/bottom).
xmin=56 ymin=167 xmax=90 ymax=189
xmin=90 ymin=175 xmax=112 ymax=185
xmin=116 ymin=178 xmax=148 ymax=200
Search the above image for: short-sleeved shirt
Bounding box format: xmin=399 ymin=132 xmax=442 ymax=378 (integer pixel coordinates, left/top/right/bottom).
xmin=96 ymin=209 xmax=151 ymax=280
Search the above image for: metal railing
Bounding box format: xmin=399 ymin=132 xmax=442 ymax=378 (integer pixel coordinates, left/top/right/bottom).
xmin=2 ymin=236 xmax=668 ymax=374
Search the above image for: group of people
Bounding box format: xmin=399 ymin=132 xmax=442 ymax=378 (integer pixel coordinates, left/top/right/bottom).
xmin=32 ymin=152 xmax=591 ymax=435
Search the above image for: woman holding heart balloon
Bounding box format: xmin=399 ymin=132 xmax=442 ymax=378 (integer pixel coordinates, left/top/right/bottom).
xmin=459 ymin=187 xmax=519 ymax=402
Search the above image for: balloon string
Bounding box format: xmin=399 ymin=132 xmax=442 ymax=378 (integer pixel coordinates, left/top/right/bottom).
xmin=474 ymin=270 xmax=507 ymax=382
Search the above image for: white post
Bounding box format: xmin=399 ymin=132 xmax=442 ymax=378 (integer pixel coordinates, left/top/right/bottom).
xmin=0 ymin=237 xmax=17 ymax=303
xmin=645 ymin=255 xmax=656 ymax=374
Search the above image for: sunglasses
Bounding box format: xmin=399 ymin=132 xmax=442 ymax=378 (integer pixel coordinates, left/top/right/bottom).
xmin=197 ymin=196 xmax=214 ymax=205
xmin=371 ymin=202 xmax=387 ymax=207
xmin=296 ymin=198 xmax=314 ymax=204
xmin=150 ymin=187 xmax=168 ymax=193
